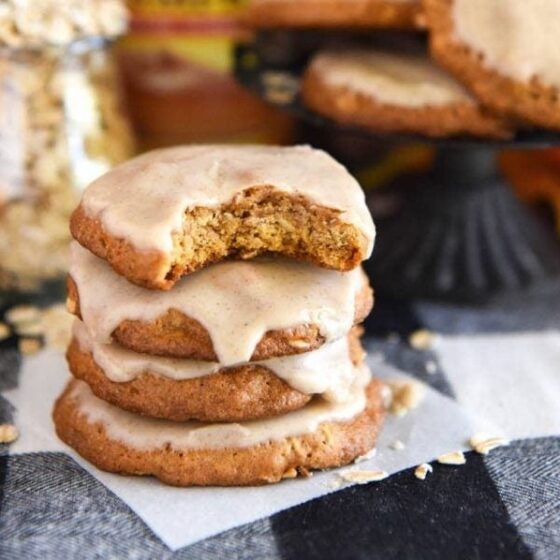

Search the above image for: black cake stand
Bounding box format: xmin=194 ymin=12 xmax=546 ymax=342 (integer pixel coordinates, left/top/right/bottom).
xmin=234 ymin=33 xmax=560 ymax=302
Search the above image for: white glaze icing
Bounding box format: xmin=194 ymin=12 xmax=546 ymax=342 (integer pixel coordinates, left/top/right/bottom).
xmin=453 ymin=0 xmax=560 ymax=89
xmin=81 ymin=144 xmax=375 ymax=257
xmin=70 ymin=242 xmax=365 ymax=366
xmin=311 ymin=49 xmax=474 ymax=107
xmin=74 ymin=319 xmax=365 ymax=403
xmin=68 ymin=376 xmax=370 ymax=450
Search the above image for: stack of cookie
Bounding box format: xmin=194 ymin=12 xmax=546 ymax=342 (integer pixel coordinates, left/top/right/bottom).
xmin=53 ymin=145 xmax=385 ymax=486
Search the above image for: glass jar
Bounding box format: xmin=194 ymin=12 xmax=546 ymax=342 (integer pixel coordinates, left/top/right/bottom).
xmin=0 ymin=38 xmax=135 ymax=292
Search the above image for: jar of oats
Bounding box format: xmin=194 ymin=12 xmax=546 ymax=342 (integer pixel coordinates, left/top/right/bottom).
xmin=0 ymin=1 xmax=135 ymax=292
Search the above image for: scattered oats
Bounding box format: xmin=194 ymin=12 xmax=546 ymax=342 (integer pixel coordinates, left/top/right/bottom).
xmin=340 ymin=469 xmax=389 ymax=484
xmin=354 ymin=447 xmax=377 ymax=464
xmin=40 ymin=304 xmax=73 ymax=350
xmin=386 ymin=379 xmax=424 ymax=416
xmin=409 ymin=329 xmax=440 ymax=351
xmin=437 ymin=451 xmax=466 ymax=465
xmin=18 ymin=337 xmax=42 ymax=355
xmin=390 ymin=439 xmax=405 ymax=451
xmin=0 ymin=423 xmax=18 ymax=444
xmin=414 ymin=463 xmax=433 ymax=480
xmin=425 ymin=360 xmax=437 ymax=375
xmin=6 ymin=305 xmax=41 ymax=326
xmin=469 ymin=435 xmax=510 ymax=455
xmin=15 ymin=321 xmax=44 ymax=337
xmin=0 ymin=322 xmax=10 ymax=341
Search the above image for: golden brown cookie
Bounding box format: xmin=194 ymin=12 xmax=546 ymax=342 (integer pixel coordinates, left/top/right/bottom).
xmin=302 ymin=49 xmax=513 ymax=139
xmin=53 ymin=378 xmax=385 ymax=486
xmin=66 ymin=326 xmax=366 ymax=422
xmin=66 ymin=272 xmax=373 ymax=361
xmin=246 ymin=0 xmax=423 ymax=30
xmin=424 ymin=0 xmax=560 ymax=130
xmin=70 ymin=145 xmax=375 ymax=290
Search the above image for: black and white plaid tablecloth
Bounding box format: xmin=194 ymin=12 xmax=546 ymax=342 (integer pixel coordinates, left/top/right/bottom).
xmin=1 ymin=281 xmax=559 ymax=560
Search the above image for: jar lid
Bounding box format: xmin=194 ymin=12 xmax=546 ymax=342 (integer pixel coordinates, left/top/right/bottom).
xmin=0 ymin=0 xmax=129 ymax=48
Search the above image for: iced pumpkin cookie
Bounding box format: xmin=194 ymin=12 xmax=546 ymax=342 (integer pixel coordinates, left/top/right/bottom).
xmin=302 ymin=49 xmax=513 ymax=139
xmin=67 ymin=320 xmax=367 ymax=422
xmin=53 ymin=378 xmax=385 ymax=486
xmin=70 ymin=145 xmax=375 ymax=290
xmin=246 ymin=0 xmax=423 ymax=30
xmin=67 ymin=242 xmax=373 ymax=363
xmin=425 ymin=0 xmax=560 ymax=130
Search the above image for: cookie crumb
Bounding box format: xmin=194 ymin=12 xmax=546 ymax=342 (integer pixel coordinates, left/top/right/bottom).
xmin=354 ymin=447 xmax=377 ymax=463
xmin=6 ymin=305 xmax=41 ymax=326
xmin=0 ymin=322 xmax=10 ymax=341
xmin=409 ymin=329 xmax=439 ymax=351
xmin=0 ymin=423 xmax=18 ymax=444
xmin=282 ymin=468 xmax=298 ymax=479
xmin=390 ymin=439 xmax=405 ymax=451
xmin=469 ymin=435 xmax=510 ymax=455
xmin=437 ymin=451 xmax=466 ymax=465
xmin=339 ymin=469 xmax=389 ymax=484
xmin=414 ymin=463 xmax=433 ymax=480
xmin=386 ymin=379 xmax=424 ymax=416
xmin=19 ymin=337 xmax=42 ymax=355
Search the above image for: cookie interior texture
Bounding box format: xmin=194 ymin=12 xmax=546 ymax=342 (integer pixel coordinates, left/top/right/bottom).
xmin=67 ymin=273 xmax=373 ymax=361
xmin=424 ymin=0 xmax=560 ymax=130
xmin=71 ymin=186 xmax=370 ymax=290
xmin=66 ymin=325 xmax=365 ymax=422
xmin=246 ymin=0 xmax=422 ymax=30
xmin=53 ymin=379 xmax=385 ymax=486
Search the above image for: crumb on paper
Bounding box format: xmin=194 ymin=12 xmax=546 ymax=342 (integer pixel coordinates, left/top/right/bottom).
xmin=0 ymin=322 xmax=10 ymax=341
xmin=354 ymin=447 xmax=377 ymax=464
xmin=18 ymin=337 xmax=42 ymax=355
xmin=0 ymin=423 xmax=18 ymax=444
xmin=390 ymin=439 xmax=405 ymax=451
xmin=469 ymin=435 xmax=510 ymax=455
xmin=414 ymin=463 xmax=433 ymax=480
xmin=386 ymin=379 xmax=425 ymax=416
xmin=437 ymin=451 xmax=466 ymax=466
xmin=339 ymin=469 xmax=389 ymax=484
xmin=425 ymin=360 xmax=437 ymax=375
xmin=5 ymin=305 xmax=41 ymax=326
xmin=408 ymin=329 xmax=440 ymax=351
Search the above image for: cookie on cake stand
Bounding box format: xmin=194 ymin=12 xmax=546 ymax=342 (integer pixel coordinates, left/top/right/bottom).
xmin=234 ymin=34 xmax=560 ymax=301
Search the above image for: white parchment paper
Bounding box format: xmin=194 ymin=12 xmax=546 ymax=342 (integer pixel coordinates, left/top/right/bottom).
xmin=3 ymin=345 xmax=494 ymax=551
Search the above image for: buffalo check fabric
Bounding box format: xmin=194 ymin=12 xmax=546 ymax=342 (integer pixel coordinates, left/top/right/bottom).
xmin=1 ymin=281 xmax=559 ymax=560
